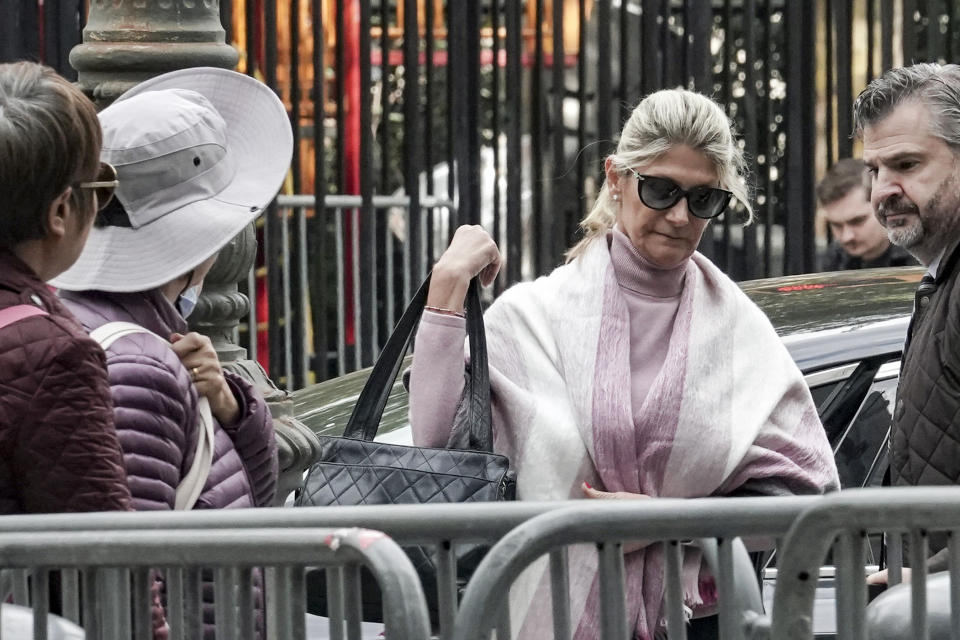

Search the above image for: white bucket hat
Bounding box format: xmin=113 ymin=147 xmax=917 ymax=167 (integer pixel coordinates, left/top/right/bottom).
xmin=53 ymin=67 xmax=293 ymax=293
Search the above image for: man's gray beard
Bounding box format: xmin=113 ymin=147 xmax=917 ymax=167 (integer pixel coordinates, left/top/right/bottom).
xmin=886 ymin=220 xmax=925 ymax=249
xmin=887 ymin=174 xmax=960 ymax=265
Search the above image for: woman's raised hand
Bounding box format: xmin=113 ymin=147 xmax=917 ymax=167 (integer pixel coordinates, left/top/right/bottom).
xmin=170 ymin=331 xmax=240 ymax=425
xmin=427 ymin=225 xmax=502 ymax=311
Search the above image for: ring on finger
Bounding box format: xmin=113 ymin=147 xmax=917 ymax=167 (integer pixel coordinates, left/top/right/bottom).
xmin=191 ymin=367 xmax=200 ymax=382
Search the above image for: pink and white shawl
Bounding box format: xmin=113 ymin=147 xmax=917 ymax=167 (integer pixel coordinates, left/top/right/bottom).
xmin=479 ymin=238 xmax=838 ymax=640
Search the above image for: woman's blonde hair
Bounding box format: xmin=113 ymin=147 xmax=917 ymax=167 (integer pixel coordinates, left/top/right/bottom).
xmin=567 ymin=89 xmax=752 ymax=260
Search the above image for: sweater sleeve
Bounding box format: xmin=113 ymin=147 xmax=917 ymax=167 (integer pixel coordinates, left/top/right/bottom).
xmin=408 ymin=311 xmax=468 ymax=447
xmin=221 ymin=372 xmax=278 ymax=507
xmin=107 ymin=351 xmax=195 ymax=511
xmin=17 ymin=338 xmax=132 ymax=513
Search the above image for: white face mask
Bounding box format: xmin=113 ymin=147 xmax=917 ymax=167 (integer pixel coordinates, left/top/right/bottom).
xmin=177 ymin=284 xmax=202 ymax=319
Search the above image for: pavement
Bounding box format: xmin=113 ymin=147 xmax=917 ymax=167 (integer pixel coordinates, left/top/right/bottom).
xmin=306 ymin=614 xmax=386 ymax=639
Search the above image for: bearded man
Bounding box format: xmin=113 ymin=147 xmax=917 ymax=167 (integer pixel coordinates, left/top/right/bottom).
xmin=855 ymin=63 xmax=960 ymax=585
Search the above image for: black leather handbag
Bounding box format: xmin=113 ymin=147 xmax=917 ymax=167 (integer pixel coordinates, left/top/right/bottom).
xmin=296 ymin=274 xmax=516 ymax=624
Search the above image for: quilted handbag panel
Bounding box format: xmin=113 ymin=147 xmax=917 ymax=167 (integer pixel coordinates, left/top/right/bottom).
xmin=297 ymin=436 xmax=515 ymax=508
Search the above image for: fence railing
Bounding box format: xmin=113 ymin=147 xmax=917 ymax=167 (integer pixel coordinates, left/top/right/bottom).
xmin=6 ymin=1 xmax=960 ymax=385
xmin=0 ymin=502 xmax=564 ymax=640
xmin=0 ymin=522 xmax=431 ymax=640
xmin=0 ymin=496 xmax=822 ymax=640
xmin=6 ymin=487 xmax=960 ymax=639
xmin=769 ymin=487 xmax=960 ymax=640
xmin=450 ymin=500 xmax=779 ymax=640
xmin=259 ymin=193 xmax=456 ymax=389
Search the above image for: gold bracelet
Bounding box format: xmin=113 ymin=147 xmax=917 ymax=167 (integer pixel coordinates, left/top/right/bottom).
xmin=424 ymin=305 xmax=465 ymax=318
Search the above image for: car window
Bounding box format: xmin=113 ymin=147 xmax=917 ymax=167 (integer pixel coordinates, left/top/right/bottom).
xmin=813 ymin=357 xmax=895 ymax=448
xmin=806 ymin=362 xmax=859 ymax=412
xmin=833 ymin=375 xmax=897 ymax=489
xmin=805 ymin=359 xmax=899 ymax=489
xmin=810 ymin=381 xmax=842 ymax=409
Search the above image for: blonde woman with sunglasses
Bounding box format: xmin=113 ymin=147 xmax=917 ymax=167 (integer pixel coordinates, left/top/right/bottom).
xmin=408 ymin=89 xmax=839 ymax=640
xmin=0 ymin=61 xmax=130 ymax=515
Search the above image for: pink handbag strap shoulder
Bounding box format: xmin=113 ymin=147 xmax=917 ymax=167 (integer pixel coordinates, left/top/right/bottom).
xmin=0 ymin=305 xmax=48 ymax=330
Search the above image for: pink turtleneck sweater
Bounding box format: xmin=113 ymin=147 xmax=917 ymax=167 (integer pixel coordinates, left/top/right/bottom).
xmin=409 ymin=228 xmax=687 ymax=447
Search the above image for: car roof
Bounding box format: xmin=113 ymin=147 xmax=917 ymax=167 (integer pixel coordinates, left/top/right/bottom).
xmin=740 ymin=266 xmax=923 ymax=372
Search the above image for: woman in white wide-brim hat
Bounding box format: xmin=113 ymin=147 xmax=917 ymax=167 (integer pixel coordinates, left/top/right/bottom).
xmin=54 ymin=67 xmax=291 ymax=640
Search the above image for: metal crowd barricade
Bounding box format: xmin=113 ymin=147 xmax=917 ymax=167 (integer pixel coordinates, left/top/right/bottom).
xmin=0 ymin=503 xmax=553 ymax=640
xmin=769 ymin=487 xmax=960 ymax=640
xmin=446 ymin=497 xmax=825 ymax=640
xmin=0 ymin=498 xmax=820 ymax=640
xmin=0 ymin=524 xmax=431 ymax=640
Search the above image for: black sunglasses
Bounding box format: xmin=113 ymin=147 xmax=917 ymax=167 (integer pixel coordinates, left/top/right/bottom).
xmin=628 ymin=169 xmax=733 ymax=219
xmin=75 ymin=162 xmax=118 ymax=211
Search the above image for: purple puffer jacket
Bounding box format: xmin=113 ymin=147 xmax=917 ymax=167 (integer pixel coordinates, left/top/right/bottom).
xmin=60 ymin=288 xmax=278 ymax=639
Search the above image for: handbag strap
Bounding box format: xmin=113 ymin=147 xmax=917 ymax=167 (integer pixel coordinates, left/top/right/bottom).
xmin=0 ymin=304 xmax=48 ymax=329
xmin=343 ymin=274 xmax=493 ymax=451
xmin=89 ymin=321 xmax=215 ymax=511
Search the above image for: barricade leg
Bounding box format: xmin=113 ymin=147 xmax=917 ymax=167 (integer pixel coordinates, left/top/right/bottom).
xmin=949 ymin=532 xmax=960 ymax=640
xmin=215 ymin=567 xmax=240 ymax=639
xmin=182 ymin=567 xmax=203 ymax=640
xmin=835 ymin=531 xmax=866 ymax=640
xmin=664 ymin=540 xmax=686 ymax=640
xmin=237 ymin=567 xmax=255 ymax=640
xmin=166 ymin=568 xmax=185 ymax=640
xmin=288 ymin=567 xmax=307 ymax=640
xmin=549 ymin=548 xmax=571 ymax=640
xmin=887 ymin=532 xmax=903 ymax=585
xmin=324 ymin=566 xmax=345 ymax=640
xmin=597 ymin=541 xmax=627 ymax=640
xmin=436 ymin=540 xmax=458 ymax=638
xmin=343 ymin=564 xmax=363 ymax=639
xmin=11 ymin=570 xmax=28 ymax=606
xmin=909 ymin=529 xmax=929 ymax=640
xmin=495 ymin=600 xmax=510 ymax=640
xmin=81 ymin=569 xmax=99 ymax=638
xmin=718 ymin=537 xmax=736 ymax=640
xmin=30 ymin=568 xmax=49 ymax=640
xmin=131 ymin=567 xmax=152 ymax=640
xmin=61 ymin=569 xmax=80 ymax=625
xmin=267 ymin=566 xmax=306 ymax=640
xmin=99 ymin=567 xmax=132 ymax=640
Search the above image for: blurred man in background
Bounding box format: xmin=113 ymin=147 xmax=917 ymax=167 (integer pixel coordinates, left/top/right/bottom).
xmin=818 ymin=157 xmax=916 ymax=271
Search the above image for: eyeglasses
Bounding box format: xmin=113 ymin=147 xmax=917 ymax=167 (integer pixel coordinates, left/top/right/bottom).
xmin=76 ymin=162 xmax=118 ymax=211
xmin=628 ymin=169 xmax=733 ymax=219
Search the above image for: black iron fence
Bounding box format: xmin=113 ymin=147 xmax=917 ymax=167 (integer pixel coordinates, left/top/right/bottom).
xmin=4 ymin=0 xmax=959 ymax=388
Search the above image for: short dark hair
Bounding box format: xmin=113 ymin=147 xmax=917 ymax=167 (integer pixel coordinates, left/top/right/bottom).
xmin=816 ymin=158 xmax=868 ymax=207
xmin=0 ymin=61 xmax=102 ymax=249
xmin=852 ymin=63 xmax=960 ymax=150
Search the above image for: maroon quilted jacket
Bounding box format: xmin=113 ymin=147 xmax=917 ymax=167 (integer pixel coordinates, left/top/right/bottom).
xmin=60 ymin=288 xmax=277 ymax=639
xmin=0 ymin=250 xmax=131 ymax=514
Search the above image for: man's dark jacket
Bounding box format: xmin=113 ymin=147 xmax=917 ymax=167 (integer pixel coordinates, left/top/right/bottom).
xmin=891 ymin=239 xmax=960 ymax=559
